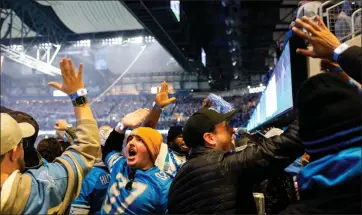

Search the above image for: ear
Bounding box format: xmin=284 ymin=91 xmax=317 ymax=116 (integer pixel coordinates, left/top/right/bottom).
xmin=9 ymin=147 xmax=18 ymax=162
xmin=203 ymin=132 xmax=216 ymax=148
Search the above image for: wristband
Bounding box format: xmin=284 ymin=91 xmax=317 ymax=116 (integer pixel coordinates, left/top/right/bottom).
xmin=116 ymin=122 xmax=128 ymax=131
xmin=332 ymin=67 xmax=343 ymax=73
xmin=152 ymin=102 xmax=164 ymax=111
xmin=69 ymin=88 xmax=88 ymax=100
xmin=333 ymin=43 xmax=349 ymax=62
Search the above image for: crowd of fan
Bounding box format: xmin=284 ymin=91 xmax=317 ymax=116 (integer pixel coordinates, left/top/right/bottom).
xmin=0 ymin=15 xmax=361 ymax=215
xmin=2 ymin=94 xmax=259 ymax=131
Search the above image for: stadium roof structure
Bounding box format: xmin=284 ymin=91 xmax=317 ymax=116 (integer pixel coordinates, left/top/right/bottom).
xmin=35 ymin=1 xmax=143 ymax=34
xmin=122 ymin=0 xmax=299 ymax=90
xmin=1 ymin=0 xmax=299 ymax=91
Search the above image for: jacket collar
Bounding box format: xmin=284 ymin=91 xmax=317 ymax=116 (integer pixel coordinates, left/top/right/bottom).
xmin=188 ymin=145 xmax=214 ymax=159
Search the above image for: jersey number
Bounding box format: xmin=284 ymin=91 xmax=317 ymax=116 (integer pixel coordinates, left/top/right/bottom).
xmin=103 ymin=172 xmax=147 ymax=214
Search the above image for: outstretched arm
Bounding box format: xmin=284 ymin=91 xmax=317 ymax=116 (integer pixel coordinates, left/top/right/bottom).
xmin=143 ymin=81 xmax=176 ymax=128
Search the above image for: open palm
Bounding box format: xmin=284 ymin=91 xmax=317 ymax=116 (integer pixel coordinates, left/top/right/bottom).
xmin=155 ymin=81 xmax=176 ymax=108
xmin=121 ymin=108 xmax=150 ymax=128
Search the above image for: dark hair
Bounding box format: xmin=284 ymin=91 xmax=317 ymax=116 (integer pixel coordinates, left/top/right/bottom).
xmin=37 ymin=138 xmax=63 ymax=162
xmin=0 ymin=154 xmax=5 ymax=164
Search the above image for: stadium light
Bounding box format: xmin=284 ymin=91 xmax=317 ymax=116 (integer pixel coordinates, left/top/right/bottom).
xmin=73 ymin=40 xmax=91 ymax=48
xmin=10 ymin=45 xmax=24 ymax=52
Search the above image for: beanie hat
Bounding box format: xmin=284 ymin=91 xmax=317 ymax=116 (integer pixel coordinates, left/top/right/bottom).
xmin=297 ymin=73 xmax=361 ymax=157
xmin=167 ymin=126 xmax=183 ymax=144
xmin=127 ymin=127 xmax=163 ymax=163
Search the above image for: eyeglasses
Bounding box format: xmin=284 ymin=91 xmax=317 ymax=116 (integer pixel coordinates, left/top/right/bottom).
xmin=125 ymin=169 xmax=136 ymax=191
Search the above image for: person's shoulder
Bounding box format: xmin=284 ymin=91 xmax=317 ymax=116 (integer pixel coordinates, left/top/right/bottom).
xmin=149 ymin=167 xmax=172 ymax=186
xmin=25 ymin=162 xmax=66 ymax=179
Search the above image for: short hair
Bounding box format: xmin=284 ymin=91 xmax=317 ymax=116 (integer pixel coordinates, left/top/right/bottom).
xmin=37 ymin=138 xmax=63 ymax=162
xmin=0 ymin=154 xmax=5 ymax=164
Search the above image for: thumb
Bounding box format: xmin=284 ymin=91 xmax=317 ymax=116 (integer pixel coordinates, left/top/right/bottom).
xmin=167 ymin=97 xmax=176 ymax=104
xmin=48 ymin=82 xmax=62 ymax=90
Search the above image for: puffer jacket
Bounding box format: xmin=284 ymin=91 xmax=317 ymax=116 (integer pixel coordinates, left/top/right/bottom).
xmin=168 ymin=121 xmax=303 ymax=214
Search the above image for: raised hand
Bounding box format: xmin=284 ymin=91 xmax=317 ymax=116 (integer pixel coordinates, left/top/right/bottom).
xmin=48 ymin=58 xmax=85 ymax=95
xmin=155 ymin=81 xmax=176 ymax=108
xmin=292 ymin=16 xmax=341 ymax=60
xmin=121 ymin=108 xmax=150 ymax=128
xmin=55 ymin=120 xmax=68 ymax=130
xmin=202 ymin=98 xmax=213 ymax=108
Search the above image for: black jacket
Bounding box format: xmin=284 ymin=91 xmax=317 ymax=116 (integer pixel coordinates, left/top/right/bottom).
xmin=253 ymin=172 xmax=297 ymax=214
xmin=338 ymin=46 xmax=362 ymax=84
xmin=280 ymin=177 xmax=361 ymax=214
xmin=168 ymin=121 xmax=303 ymax=214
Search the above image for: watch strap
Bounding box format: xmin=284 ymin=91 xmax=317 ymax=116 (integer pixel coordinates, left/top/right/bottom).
xmin=70 ymin=88 xmax=88 ymax=100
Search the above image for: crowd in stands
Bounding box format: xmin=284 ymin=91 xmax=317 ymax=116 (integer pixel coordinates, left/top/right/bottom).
xmin=2 ymin=94 xmax=259 ymax=131
xmin=0 ymin=6 xmax=361 ymax=215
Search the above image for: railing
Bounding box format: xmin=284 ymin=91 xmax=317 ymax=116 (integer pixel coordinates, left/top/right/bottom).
xmin=351 ymin=8 xmax=361 ymax=37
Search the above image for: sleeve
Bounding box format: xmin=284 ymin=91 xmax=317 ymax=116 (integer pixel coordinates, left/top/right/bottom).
xmin=104 ymin=151 xmax=123 ymax=173
xmin=227 ymin=121 xmax=304 ymax=183
xmin=69 ymin=174 xmax=96 ymax=215
xmin=102 ymin=129 xmax=125 ymax=162
xmin=53 ymin=119 xmax=100 ymax=214
xmin=66 ymin=126 xmax=77 ymax=140
xmin=16 ymin=119 xmax=100 ymax=215
xmin=338 ymin=46 xmax=362 ymax=84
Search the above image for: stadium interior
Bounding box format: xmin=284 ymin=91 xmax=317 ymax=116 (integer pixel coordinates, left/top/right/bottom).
xmin=1 ymin=0 xmax=361 ymax=139
xmin=1 ymin=0 xmax=361 ymax=214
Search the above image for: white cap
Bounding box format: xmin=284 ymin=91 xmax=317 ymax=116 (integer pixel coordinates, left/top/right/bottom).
xmin=1 ymin=113 xmax=35 ymax=155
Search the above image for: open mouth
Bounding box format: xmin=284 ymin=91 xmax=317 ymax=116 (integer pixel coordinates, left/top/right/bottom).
xmin=128 ymin=148 xmax=137 ymax=157
xmin=181 ymin=144 xmax=189 ymax=150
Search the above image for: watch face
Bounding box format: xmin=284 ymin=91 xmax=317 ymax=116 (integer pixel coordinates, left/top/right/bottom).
xmin=73 ymin=96 xmax=88 ymax=106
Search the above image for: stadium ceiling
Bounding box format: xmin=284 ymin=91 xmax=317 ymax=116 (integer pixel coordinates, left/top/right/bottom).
xmin=121 ymin=0 xmax=298 ymax=90
xmin=1 ymin=0 xmax=143 ymax=38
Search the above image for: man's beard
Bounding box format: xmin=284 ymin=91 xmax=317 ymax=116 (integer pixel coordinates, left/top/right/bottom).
xmin=171 ymin=144 xmax=188 ymax=155
xmin=18 ymin=157 xmax=26 ymax=173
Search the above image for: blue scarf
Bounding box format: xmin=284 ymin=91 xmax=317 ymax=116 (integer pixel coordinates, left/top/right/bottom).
xmin=298 ymin=147 xmax=361 ymax=191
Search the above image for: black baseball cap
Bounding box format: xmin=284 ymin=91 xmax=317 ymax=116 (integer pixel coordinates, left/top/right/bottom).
xmin=183 ymin=107 xmax=239 ymax=148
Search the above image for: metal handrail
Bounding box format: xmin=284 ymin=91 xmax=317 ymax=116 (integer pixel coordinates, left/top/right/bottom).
xmin=326 ymin=1 xmax=346 ymax=30
xmin=351 ymin=8 xmax=362 ymax=38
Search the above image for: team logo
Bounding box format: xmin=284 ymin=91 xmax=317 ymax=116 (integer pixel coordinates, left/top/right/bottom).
xmin=37 ymin=170 xmax=56 ymax=190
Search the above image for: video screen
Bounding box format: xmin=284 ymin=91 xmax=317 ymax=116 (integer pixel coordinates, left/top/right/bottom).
xmin=170 ymin=1 xmax=180 ymax=22
xmin=246 ymin=42 xmax=293 ymax=131
xmin=201 ymin=48 xmax=206 ymax=66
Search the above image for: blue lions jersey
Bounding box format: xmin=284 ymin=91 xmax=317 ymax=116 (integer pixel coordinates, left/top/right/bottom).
xmin=70 ymin=162 xmax=110 ymax=215
xmin=101 ymin=151 xmax=171 ymax=214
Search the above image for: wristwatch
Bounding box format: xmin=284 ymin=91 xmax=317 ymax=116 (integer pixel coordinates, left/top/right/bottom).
xmin=333 ymin=43 xmax=349 ymax=62
xmin=70 ymin=88 xmax=88 ymax=107
xmin=72 ymin=96 xmax=88 ymax=107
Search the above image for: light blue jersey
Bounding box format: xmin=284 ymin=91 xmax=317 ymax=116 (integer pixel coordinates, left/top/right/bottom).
xmin=101 ymin=151 xmax=171 ymax=214
xmin=70 ymin=162 xmax=110 ymax=215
